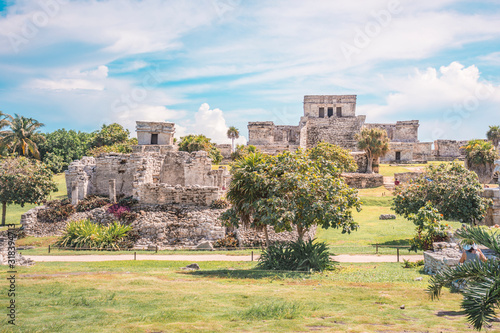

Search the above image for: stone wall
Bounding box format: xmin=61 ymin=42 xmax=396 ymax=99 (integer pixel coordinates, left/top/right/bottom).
xmin=135 ymin=184 xmax=222 ymax=206
xmin=216 ymin=144 xmax=232 ymax=160
xmin=341 ymin=173 xmax=384 ymax=188
xmin=351 ymin=152 xmax=368 ymax=173
xmin=394 ymin=172 xmax=422 ymax=183
xmin=465 ymin=160 xmax=495 ymax=184
xmin=433 ymin=140 xmax=462 ymax=158
xmin=0 ymin=230 xmax=34 ymax=266
xmin=303 ymin=116 xmax=366 ymax=150
xmin=381 ymin=142 xmax=415 ymax=163
xmin=482 ymin=189 xmax=500 ymax=226
xmin=365 ymin=123 xmax=396 ymax=140
xmin=393 ymin=120 xmax=419 ymax=142
xmin=423 ymin=242 xmax=461 ymax=275
xmin=236 ymin=225 xmax=317 ymax=246
xmin=136 ymin=121 xmax=175 ymax=145
xmin=248 ymin=122 xmax=275 ymax=145
xmin=303 ymin=95 xmax=357 ymax=118
xmin=413 ymin=142 xmax=433 ymax=161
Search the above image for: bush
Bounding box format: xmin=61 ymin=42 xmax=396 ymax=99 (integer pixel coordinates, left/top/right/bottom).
xmin=402 ymin=259 xmax=424 ymax=269
xmin=76 ymin=195 xmax=110 ymax=212
xmin=213 ymin=232 xmax=238 ymax=248
xmin=463 ymin=139 xmax=498 ymax=166
xmin=55 ymin=219 xmax=132 ymax=250
xmin=257 ymin=239 xmax=334 ymax=272
xmin=37 ymin=199 xmax=75 ymax=223
xmin=118 ymin=196 xmax=138 ymax=208
xmin=107 ymin=204 xmax=138 ymax=224
xmin=210 ymin=198 xmax=230 ymax=209
xmin=408 ymin=202 xmax=449 ymax=252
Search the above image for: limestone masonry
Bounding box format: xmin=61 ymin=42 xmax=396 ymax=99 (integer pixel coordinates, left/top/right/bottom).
xmin=248 ymin=95 xmax=467 ymax=163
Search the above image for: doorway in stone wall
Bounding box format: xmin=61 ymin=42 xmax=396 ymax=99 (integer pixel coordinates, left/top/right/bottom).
xmin=395 ymin=151 xmax=401 ymax=162
xmin=151 ymin=133 xmax=158 ymax=144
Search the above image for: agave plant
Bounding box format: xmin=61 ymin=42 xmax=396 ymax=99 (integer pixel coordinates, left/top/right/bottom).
xmin=428 ymin=226 xmax=500 ymax=330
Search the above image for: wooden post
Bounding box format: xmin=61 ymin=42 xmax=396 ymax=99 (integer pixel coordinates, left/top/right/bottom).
xmin=134 ymin=251 xmax=136 ymax=260
xmin=109 ymin=179 xmax=116 ymax=203
xmin=251 ymin=251 xmax=253 ymax=262
xmin=48 ymin=245 xmax=51 ymax=254
xmin=376 ymin=244 xmax=379 ymax=254
xmin=156 ymin=245 xmax=158 ymax=253
xmin=397 ymin=248 xmax=400 ymax=262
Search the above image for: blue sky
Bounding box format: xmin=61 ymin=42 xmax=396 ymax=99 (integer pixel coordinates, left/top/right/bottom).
xmin=1 ymin=0 xmax=500 ymax=144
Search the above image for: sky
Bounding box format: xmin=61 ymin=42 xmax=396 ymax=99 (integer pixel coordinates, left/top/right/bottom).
xmin=1 ymin=0 xmax=500 ymax=145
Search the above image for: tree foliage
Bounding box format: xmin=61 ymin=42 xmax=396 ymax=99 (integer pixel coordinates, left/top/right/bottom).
xmin=355 ymin=127 xmax=389 ymax=173
xmin=91 ymin=123 xmax=130 ymax=148
xmin=463 ymin=139 xmax=498 ymax=166
xmin=0 ymin=156 xmax=57 ymax=226
xmin=428 ymin=226 xmax=500 ymax=330
xmin=178 ymin=134 xmax=223 ymax=164
xmin=39 ymin=129 xmax=94 ymax=173
xmin=407 ymin=202 xmax=448 ymax=251
xmin=392 ymin=161 xmax=490 ymax=224
xmin=221 ymin=148 xmax=361 ymax=243
xmin=0 ymin=113 xmax=45 ymax=159
xmin=486 ymin=125 xmax=500 ymax=148
xmin=307 ymin=141 xmax=358 ymax=174
xmin=231 ymin=144 xmax=258 ymax=161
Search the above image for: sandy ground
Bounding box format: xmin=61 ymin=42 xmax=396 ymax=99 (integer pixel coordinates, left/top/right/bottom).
xmin=25 ymin=254 xmax=423 ymax=263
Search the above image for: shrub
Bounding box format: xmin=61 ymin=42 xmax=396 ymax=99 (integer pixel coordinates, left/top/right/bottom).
xmin=257 ymin=239 xmax=334 ymax=272
xmin=463 ymin=139 xmax=498 ymax=166
xmin=75 ymin=195 xmax=110 ymax=212
xmin=408 ymin=202 xmax=449 ymax=252
xmin=210 ymin=198 xmax=230 ymax=209
xmin=55 ymin=219 xmax=132 ymax=250
xmin=37 ymin=199 xmax=75 ymax=223
xmin=213 ymin=232 xmax=238 ymax=248
xmin=107 ymin=204 xmax=131 ymax=219
xmin=402 ymin=259 xmax=425 ymax=269
xmin=118 ymin=196 xmax=138 ymax=208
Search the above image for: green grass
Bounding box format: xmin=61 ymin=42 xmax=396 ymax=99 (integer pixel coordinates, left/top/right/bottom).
xmin=317 ymin=186 xmax=463 ymax=254
xmin=0 ymin=260 xmax=484 ymax=332
xmin=378 ymin=164 xmax=412 ymax=177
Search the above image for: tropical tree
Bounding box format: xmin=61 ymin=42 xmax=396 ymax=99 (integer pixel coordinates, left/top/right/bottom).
xmin=0 ymin=111 xmax=11 ymax=156
xmin=178 ymin=134 xmax=223 ymax=164
xmin=355 ymin=127 xmax=389 ymax=173
xmin=231 ymin=144 xmax=258 ymax=161
xmin=0 ymin=156 xmax=57 ymax=226
xmin=90 ymin=123 xmax=130 ymax=148
xmin=221 ymin=149 xmax=361 ymax=245
xmin=39 ymin=129 xmax=94 ymax=173
xmin=0 ymin=114 xmax=45 ymax=159
xmin=464 ymin=139 xmax=498 ymax=166
xmin=486 ymin=125 xmax=500 ymax=148
xmin=308 ymin=142 xmax=358 ymax=174
xmin=428 ymin=226 xmax=500 ymax=330
xmin=227 ymin=126 xmax=240 ymax=152
xmin=393 ymin=161 xmax=491 ymax=224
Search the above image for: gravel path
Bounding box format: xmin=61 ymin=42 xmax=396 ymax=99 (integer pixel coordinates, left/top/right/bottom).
xmin=25 ymin=254 xmax=423 ymax=263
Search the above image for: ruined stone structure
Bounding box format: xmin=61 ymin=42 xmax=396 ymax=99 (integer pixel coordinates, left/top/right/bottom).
xmin=248 ymin=95 xmax=467 ymax=164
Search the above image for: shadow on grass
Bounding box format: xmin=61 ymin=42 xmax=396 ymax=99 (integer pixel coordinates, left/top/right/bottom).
xmin=376 ymin=239 xmax=411 ymax=246
xmin=436 ymin=310 xmax=464 ymax=317
xmin=183 ymin=268 xmax=316 ymax=280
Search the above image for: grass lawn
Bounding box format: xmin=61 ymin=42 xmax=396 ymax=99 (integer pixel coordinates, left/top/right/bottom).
xmin=317 ymin=186 xmax=463 ymax=255
xmin=0 ymin=260 xmax=485 ymax=333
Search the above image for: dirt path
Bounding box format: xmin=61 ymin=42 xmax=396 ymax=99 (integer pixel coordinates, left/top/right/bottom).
xmin=25 ymin=254 xmax=423 ymax=263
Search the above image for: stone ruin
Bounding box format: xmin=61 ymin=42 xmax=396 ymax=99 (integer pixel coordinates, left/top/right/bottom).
xmin=20 ymin=121 xmax=315 ymax=249
xmin=248 ymin=95 xmax=468 ymax=164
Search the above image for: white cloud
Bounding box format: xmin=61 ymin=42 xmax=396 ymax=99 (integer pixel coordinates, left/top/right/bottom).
xmin=27 ymin=65 xmax=109 ymax=91
xmin=116 ymin=105 xmax=187 ymax=134
xmin=178 ymin=103 xmax=247 ymax=145
xmin=358 ymin=62 xmax=500 ymax=142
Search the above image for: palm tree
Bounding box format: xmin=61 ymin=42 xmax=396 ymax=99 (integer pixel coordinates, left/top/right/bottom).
xmin=227 ymin=126 xmax=239 ymax=153
xmin=486 ymin=125 xmax=500 ymax=148
xmin=428 ymin=226 xmax=500 ymax=330
xmin=355 ymin=127 xmax=389 ymax=173
xmin=0 ymin=114 xmax=45 ymax=159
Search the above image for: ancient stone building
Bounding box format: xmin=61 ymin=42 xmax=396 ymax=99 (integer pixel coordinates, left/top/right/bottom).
xmin=248 ymin=95 xmax=466 ymax=163
xmin=66 ymin=121 xmax=230 ymax=206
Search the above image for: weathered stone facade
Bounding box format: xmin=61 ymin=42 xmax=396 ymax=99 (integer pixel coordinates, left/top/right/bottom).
xmin=482 ymin=188 xmax=500 ymax=226
xmin=341 ymin=173 xmax=384 ymax=189
xmin=248 ymin=95 xmax=468 ymax=164
xmin=136 ymin=121 xmax=175 ymax=146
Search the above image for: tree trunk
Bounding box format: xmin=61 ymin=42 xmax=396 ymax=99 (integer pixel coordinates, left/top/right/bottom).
xmin=366 ymin=153 xmax=374 ymax=173
xmin=263 ymin=226 xmax=269 ymax=248
xmin=1 ymin=201 xmax=6 ymax=226
xmin=297 ymin=225 xmax=304 ymax=241
xmin=231 ymin=138 xmax=235 ymax=153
